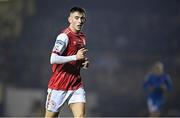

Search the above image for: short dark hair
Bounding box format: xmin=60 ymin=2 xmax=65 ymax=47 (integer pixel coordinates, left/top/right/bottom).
xmin=70 ymin=6 xmax=86 ymax=14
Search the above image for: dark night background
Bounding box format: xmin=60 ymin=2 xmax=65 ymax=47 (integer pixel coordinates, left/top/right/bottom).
xmin=0 ymin=0 xmax=180 ymax=117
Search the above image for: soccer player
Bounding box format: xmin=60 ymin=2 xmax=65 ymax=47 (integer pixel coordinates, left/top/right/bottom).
xmin=143 ymin=61 xmax=173 ymax=117
xmin=45 ymin=7 xmax=89 ymax=118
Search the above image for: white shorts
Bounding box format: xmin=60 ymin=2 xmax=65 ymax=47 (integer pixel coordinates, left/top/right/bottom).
xmin=147 ymin=98 xmax=159 ymax=112
xmin=45 ymin=87 xmax=86 ymax=112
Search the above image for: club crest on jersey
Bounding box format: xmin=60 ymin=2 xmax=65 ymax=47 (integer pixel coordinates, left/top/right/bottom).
xmin=73 ymin=41 xmax=76 ymax=45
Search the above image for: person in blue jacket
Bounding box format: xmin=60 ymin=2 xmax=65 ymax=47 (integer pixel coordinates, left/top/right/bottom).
xmin=143 ymin=61 xmax=173 ymax=117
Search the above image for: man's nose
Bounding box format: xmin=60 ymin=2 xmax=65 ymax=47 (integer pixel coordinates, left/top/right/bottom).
xmin=78 ymin=19 xmax=81 ymax=23
xmin=78 ymin=18 xmax=83 ymax=23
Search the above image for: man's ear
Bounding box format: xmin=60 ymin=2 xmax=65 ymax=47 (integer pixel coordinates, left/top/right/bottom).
xmin=68 ymin=16 xmax=72 ymax=23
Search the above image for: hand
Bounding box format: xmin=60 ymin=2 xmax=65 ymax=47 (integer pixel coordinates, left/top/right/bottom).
xmin=161 ymin=84 xmax=167 ymax=91
xmin=149 ymin=86 xmax=155 ymax=92
xmin=82 ymin=58 xmax=90 ymax=69
xmin=76 ymin=48 xmax=88 ymax=60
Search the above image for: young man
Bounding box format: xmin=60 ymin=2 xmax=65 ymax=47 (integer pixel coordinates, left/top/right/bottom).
xmin=45 ymin=7 xmax=89 ymax=118
xmin=143 ymin=62 xmax=173 ymax=117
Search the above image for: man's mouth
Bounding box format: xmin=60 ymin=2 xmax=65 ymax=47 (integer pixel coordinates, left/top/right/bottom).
xmin=77 ymin=25 xmax=82 ymax=28
xmin=77 ymin=25 xmax=82 ymax=27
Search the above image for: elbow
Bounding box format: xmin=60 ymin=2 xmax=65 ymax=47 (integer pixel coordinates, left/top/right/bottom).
xmin=50 ymin=57 xmax=54 ymax=64
xmin=50 ymin=54 xmax=56 ymax=64
xmin=50 ymin=53 xmax=62 ymax=64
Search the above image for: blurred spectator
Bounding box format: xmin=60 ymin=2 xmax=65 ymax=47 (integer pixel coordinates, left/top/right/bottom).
xmin=143 ymin=61 xmax=173 ymax=117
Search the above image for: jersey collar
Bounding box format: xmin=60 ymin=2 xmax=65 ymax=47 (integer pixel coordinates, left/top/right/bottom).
xmin=67 ymin=27 xmax=84 ymax=36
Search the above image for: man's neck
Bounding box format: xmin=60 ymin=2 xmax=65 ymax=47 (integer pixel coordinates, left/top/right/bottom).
xmin=69 ymin=26 xmax=80 ymax=34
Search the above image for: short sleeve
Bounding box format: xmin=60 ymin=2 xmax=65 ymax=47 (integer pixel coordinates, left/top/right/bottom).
xmin=165 ymin=74 xmax=173 ymax=91
xmin=52 ymin=33 xmax=69 ymax=55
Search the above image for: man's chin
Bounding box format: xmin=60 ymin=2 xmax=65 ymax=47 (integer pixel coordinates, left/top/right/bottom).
xmin=76 ymin=28 xmax=81 ymax=32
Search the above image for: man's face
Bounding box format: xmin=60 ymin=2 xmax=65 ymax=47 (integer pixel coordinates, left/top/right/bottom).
xmin=68 ymin=11 xmax=86 ymax=33
xmin=153 ymin=63 xmax=164 ymax=76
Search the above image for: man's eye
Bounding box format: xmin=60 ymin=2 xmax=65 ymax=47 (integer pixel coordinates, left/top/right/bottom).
xmin=75 ymin=16 xmax=79 ymax=19
xmin=81 ymin=17 xmax=86 ymax=22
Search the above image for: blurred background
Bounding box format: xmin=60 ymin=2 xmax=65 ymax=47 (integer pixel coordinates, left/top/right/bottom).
xmin=0 ymin=0 xmax=180 ymax=117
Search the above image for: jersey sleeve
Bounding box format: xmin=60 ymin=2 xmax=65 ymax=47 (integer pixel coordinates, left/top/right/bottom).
xmin=165 ymin=74 xmax=173 ymax=91
xmin=52 ymin=33 xmax=69 ymax=55
xmin=143 ymin=74 xmax=151 ymax=90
